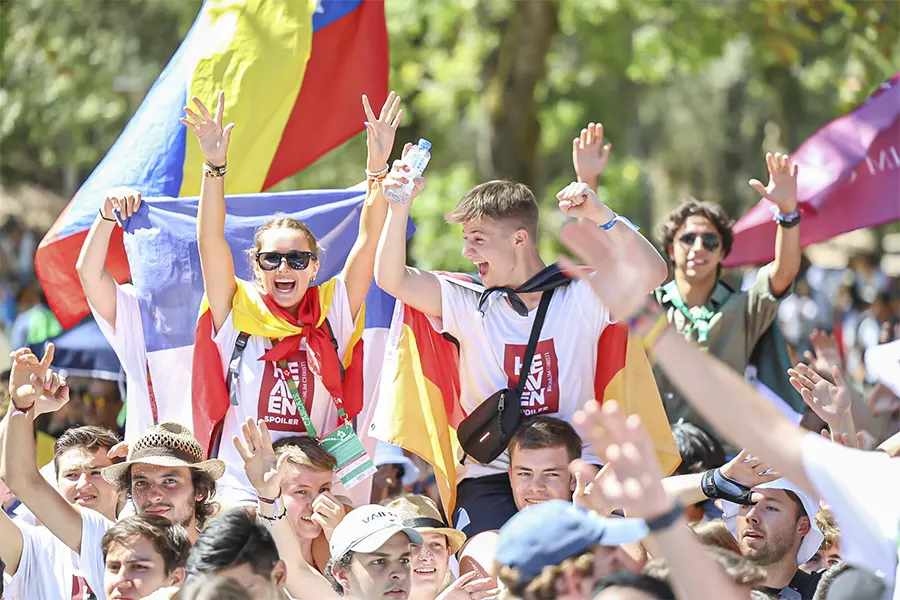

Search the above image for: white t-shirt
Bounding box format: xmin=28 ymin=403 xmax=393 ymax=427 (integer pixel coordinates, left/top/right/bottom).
xmin=802 ymin=433 xmax=900 ymax=599
xmin=4 ymin=522 xmax=94 ymax=600
xmin=91 ymin=283 xmax=197 ymax=444
xmin=79 ymin=508 xmax=116 ymax=600
xmin=435 ymin=276 xmax=611 ymax=480
xmin=212 ymin=277 xmax=358 ymax=503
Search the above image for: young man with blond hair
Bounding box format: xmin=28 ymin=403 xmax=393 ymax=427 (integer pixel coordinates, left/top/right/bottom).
xmin=375 ymin=123 xmax=668 ymax=536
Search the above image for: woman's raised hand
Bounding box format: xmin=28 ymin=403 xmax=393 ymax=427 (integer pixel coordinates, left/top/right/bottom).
xmin=181 ymin=91 xmax=234 ymax=167
xmin=363 ymin=90 xmax=403 ymax=173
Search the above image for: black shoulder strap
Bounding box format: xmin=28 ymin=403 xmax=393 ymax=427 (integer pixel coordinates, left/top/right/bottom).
xmin=319 ymin=317 xmax=346 ymax=382
xmin=211 ymin=331 xmax=251 ymax=459
xmin=226 ymin=331 xmax=251 ymax=406
xmin=512 ymin=289 xmax=553 ymax=398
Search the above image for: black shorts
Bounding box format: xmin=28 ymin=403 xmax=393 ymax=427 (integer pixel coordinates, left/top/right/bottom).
xmin=451 ymin=473 xmax=518 ymax=538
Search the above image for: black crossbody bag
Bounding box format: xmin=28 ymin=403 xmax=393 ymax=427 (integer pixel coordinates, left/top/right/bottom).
xmin=456 ymin=289 xmax=553 ymax=464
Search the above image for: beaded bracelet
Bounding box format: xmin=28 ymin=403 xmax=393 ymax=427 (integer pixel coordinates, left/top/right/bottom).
xmin=365 ymin=165 xmax=390 ymax=180
xmin=256 ymin=506 xmax=287 ymax=522
xmin=203 ymin=160 xmax=227 ymax=178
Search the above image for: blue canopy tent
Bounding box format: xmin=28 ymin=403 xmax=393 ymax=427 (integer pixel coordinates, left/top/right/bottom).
xmin=29 ymin=318 xmax=123 ymax=382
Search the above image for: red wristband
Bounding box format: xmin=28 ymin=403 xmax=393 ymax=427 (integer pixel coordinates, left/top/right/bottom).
xmin=258 ymin=490 xmax=280 ymax=504
xmin=11 ymin=402 xmax=34 ymax=416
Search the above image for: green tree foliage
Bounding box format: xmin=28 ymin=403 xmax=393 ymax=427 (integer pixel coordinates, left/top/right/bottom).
xmin=0 ymin=0 xmax=201 ymax=191
xmin=2 ymin=0 xmax=897 ymax=271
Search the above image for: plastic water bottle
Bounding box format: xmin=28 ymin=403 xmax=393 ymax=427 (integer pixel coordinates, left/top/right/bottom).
xmin=385 ymin=138 xmax=432 ymax=205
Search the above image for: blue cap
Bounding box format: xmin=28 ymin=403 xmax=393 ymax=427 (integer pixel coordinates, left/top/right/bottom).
xmin=373 ymin=441 xmax=420 ymax=486
xmin=417 ymin=138 xmax=432 ymax=150
xmin=495 ymin=501 xmax=648 ymax=578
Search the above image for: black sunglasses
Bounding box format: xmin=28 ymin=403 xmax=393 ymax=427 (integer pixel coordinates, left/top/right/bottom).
xmin=255 ymin=251 xmax=317 ymax=271
xmin=678 ymin=232 xmax=721 ymax=252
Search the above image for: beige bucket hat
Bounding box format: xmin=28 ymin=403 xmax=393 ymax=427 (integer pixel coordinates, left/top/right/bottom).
xmin=102 ymin=422 xmax=226 ymax=488
xmin=387 ymin=495 xmax=467 ymax=554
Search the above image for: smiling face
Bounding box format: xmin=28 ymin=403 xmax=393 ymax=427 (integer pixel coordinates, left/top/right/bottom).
xmin=409 ymin=532 xmax=449 ymax=594
xmin=130 ymin=464 xmax=199 ymax=529
xmin=57 ymin=446 xmax=119 ymax=519
xmin=335 ymin=533 xmax=413 ymax=600
xmin=508 ymin=445 xmax=575 ymax=510
xmin=461 ymin=218 xmax=528 ymax=289
xmin=668 ymin=215 xmax=725 ymax=284
xmin=254 ymin=225 xmax=319 ymax=312
xmin=736 ymin=489 xmax=810 ymax=567
xmin=104 ymin=536 xmax=184 ymax=600
xmin=281 ymin=463 xmax=334 ymax=539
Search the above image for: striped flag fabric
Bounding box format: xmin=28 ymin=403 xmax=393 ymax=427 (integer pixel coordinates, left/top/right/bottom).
xmin=35 ymin=0 xmax=388 ymax=329
xmin=371 ymin=276 xmax=681 ymax=518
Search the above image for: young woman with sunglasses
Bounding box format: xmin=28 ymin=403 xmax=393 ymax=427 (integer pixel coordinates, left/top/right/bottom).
xmin=181 ymin=90 xmax=403 ymax=503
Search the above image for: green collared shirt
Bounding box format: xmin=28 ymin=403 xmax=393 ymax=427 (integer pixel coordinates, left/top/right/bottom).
xmin=653 ymin=264 xmax=787 ymax=450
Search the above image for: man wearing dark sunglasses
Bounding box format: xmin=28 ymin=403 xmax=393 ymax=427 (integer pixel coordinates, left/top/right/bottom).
xmin=649 ymin=152 xmax=802 ymax=452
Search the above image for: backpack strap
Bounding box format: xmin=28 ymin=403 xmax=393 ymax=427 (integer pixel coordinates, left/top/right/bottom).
xmin=319 ymin=317 xmax=346 ymax=382
xmin=225 ymin=332 xmax=251 ymax=406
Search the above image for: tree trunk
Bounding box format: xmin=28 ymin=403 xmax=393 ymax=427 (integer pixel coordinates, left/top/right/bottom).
xmin=479 ymin=0 xmax=560 ymax=189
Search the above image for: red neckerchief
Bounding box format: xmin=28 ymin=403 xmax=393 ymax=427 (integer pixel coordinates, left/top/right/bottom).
xmin=257 ymin=287 xmax=345 ymax=407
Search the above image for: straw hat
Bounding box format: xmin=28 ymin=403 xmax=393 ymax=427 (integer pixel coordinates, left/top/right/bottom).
xmin=387 ymin=495 xmax=467 ymax=554
xmin=102 ymin=423 xmax=226 ymax=488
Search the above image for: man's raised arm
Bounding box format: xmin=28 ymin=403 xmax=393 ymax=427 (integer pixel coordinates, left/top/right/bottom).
xmin=558 ymin=221 xmax=813 ymax=494
xmin=748 ymin=152 xmax=801 ymax=296
xmin=375 ymin=161 xmax=443 ymax=318
xmin=0 ymin=346 xmax=87 ymax=553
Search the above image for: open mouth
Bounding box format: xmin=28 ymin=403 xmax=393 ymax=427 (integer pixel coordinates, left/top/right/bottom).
xmin=524 ymin=498 xmax=547 ymax=505
xmin=74 ymin=494 xmax=97 ymax=504
xmin=300 ymin=515 xmax=315 ymax=522
xmin=475 ymin=261 xmax=489 ymax=279
xmin=274 ymin=278 xmax=297 ymax=293
xmin=414 ymin=567 xmax=436 ymax=575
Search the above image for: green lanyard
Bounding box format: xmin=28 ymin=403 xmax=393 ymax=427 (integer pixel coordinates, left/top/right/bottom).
xmin=272 ymin=340 xmax=348 ymax=440
xmin=661 ymin=281 xmax=718 ymax=344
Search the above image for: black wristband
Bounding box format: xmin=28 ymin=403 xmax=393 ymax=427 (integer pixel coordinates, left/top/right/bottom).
xmin=645 ymin=504 xmax=683 ymax=532
xmin=99 ymin=208 xmax=117 ymax=222
xmin=702 ymin=468 xmax=755 ymax=505
xmin=701 ymin=469 xmax=716 ymax=499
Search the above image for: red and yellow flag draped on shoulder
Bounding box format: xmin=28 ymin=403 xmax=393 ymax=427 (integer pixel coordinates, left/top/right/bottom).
xmin=372 ymin=273 xmax=681 ymax=518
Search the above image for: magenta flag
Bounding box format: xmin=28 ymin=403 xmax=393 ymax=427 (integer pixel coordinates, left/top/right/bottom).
xmin=725 ymin=73 xmax=900 ymax=267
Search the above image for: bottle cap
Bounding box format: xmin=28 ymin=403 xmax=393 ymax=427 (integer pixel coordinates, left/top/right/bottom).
xmin=417 ymin=138 xmax=432 ymax=150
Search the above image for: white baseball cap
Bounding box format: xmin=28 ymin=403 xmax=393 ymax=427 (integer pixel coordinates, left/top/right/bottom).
xmin=722 ymin=477 xmax=824 ymax=565
xmin=329 ymin=505 xmax=424 ymax=561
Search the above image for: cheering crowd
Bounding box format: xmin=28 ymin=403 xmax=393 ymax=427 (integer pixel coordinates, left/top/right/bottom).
xmin=0 ymin=90 xmax=898 ymax=600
